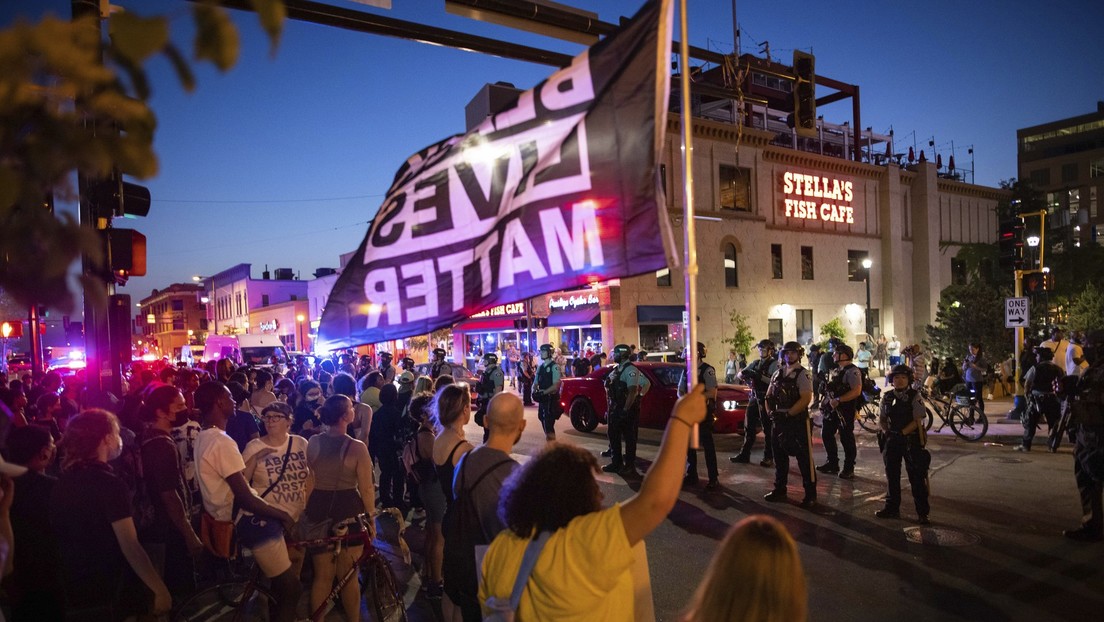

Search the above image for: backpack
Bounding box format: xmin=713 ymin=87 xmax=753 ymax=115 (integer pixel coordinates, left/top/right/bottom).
xmin=402 ymin=427 xmax=435 ymax=485
xmin=441 ymin=455 xmax=514 ymax=609
xmin=126 ymin=433 xmax=176 ymax=533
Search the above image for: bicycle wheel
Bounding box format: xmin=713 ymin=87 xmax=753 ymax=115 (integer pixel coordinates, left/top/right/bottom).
xmin=362 ymin=552 xmax=408 ymax=622
xmin=174 ymin=582 xmax=274 ymax=621
xmin=948 ymin=404 xmax=988 ymax=442
xmin=857 ymin=401 xmax=880 ymax=433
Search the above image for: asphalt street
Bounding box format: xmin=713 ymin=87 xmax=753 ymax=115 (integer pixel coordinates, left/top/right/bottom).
xmin=388 ymin=394 xmax=1103 ymax=622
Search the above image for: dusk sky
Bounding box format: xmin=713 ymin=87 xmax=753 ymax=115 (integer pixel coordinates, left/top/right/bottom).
xmin=5 ymin=0 xmax=1103 ymax=301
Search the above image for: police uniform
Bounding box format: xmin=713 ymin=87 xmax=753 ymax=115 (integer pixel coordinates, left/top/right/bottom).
xmin=379 ymin=355 xmax=396 ymax=384
xmin=534 ymin=347 xmax=562 ymax=439
xmin=474 ymin=357 xmax=505 ymax=429
xmin=734 ymin=352 xmax=779 ymax=465
xmin=819 ymin=361 xmax=862 ymax=478
xmin=518 ymin=352 xmax=536 ymax=406
xmin=1020 ymin=351 xmax=1064 ymax=452
xmin=680 ymin=356 xmax=718 ymax=486
xmin=604 ymin=352 xmax=645 ymax=474
xmin=1062 ymin=344 xmax=1104 ymax=541
xmin=429 ymin=349 xmax=449 ymax=379
xmin=764 ymin=357 xmax=817 ymax=505
xmin=877 ymin=382 xmax=930 ymax=521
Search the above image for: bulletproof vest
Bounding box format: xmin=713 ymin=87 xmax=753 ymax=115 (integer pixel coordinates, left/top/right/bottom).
xmin=478 ymin=366 xmax=498 ymax=395
xmin=605 ymin=364 xmax=630 ymax=409
xmin=883 ymin=388 xmax=918 ymax=433
xmin=742 ymin=359 xmax=772 ymax=395
xmin=827 ymin=364 xmax=858 ymax=399
xmin=537 ymin=361 xmax=555 ymax=391
xmin=1031 ymin=362 xmax=1062 ymax=393
xmin=767 ymin=368 xmax=803 ymax=412
xmin=430 ymin=361 xmax=447 ymax=378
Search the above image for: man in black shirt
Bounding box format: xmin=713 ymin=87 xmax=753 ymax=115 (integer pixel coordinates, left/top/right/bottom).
xmin=6 ymin=426 xmax=63 ymax=621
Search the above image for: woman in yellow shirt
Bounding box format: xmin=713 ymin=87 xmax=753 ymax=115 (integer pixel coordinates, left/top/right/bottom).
xmin=479 ymin=385 xmax=707 ymax=621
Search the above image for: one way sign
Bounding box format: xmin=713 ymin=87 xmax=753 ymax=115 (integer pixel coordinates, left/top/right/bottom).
xmin=1005 ymin=297 xmax=1030 ymax=328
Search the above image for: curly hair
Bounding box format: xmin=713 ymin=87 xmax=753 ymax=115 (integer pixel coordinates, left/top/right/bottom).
xmin=499 ymin=443 xmax=602 ymax=537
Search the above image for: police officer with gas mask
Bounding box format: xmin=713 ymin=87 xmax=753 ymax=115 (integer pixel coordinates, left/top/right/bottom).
xmin=764 ymin=341 xmax=817 ymax=508
xmin=604 ymin=344 xmax=645 ymax=475
xmin=733 ymin=339 xmax=778 ymax=467
xmin=818 ymin=343 xmax=862 ymax=480
xmin=876 ymin=364 xmax=930 ymax=524
xmin=401 ymin=356 xmax=418 ymax=378
xmin=679 ymin=342 xmax=719 ymax=489
xmin=1057 ymin=329 xmax=1104 ymax=542
xmin=429 ymin=348 xmax=449 ymax=379
xmin=378 ymin=352 xmax=396 ymax=383
xmin=475 ymin=352 xmax=505 ymax=440
xmin=533 ymin=344 xmax=562 ymax=441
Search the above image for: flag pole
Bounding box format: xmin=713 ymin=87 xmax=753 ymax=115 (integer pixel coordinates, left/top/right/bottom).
xmin=678 ymin=0 xmax=699 ymax=448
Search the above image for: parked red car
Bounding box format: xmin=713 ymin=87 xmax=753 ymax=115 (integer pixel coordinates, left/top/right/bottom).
xmin=558 ymin=362 xmax=750 ymax=434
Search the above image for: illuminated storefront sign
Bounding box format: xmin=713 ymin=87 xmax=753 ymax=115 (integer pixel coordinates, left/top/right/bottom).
xmin=470 ymin=303 xmax=525 ymax=319
xmin=780 ymin=171 xmax=855 ymax=224
xmin=548 ymin=293 xmax=600 ymax=310
xmin=258 ymin=320 xmax=279 ymax=332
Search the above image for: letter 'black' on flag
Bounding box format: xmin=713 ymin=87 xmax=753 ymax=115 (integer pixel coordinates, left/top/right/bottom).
xmin=319 ymin=0 xmax=675 ymax=349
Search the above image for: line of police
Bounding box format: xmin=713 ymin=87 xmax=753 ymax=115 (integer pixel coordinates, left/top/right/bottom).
xmin=410 ymin=331 xmax=1104 ymax=540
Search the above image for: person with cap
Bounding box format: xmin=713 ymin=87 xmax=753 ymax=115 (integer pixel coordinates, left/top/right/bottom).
xmin=875 ymin=364 xmax=930 ymax=524
xmin=818 ymin=343 xmax=863 ymax=480
xmin=1056 ymin=329 xmax=1104 ymax=542
xmin=764 ymin=341 xmax=817 ymax=508
xmin=429 ymin=348 xmax=449 ymax=380
xmin=378 ymin=352 xmax=396 ymax=384
xmin=603 ymin=344 xmax=646 ymax=475
xmin=474 ymin=352 xmax=505 ymax=441
xmin=680 ymin=342 xmax=719 ymax=489
xmin=733 ymin=339 xmax=779 ymax=467
xmin=533 ymin=344 xmax=562 ymax=441
xmin=1016 ymin=345 xmax=1065 ymax=453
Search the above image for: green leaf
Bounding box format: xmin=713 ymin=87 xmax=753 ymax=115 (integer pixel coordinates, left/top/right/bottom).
xmin=108 ymin=12 xmax=169 ymax=65
xmin=250 ymin=0 xmax=286 ymax=55
xmin=163 ymin=43 xmax=196 ymax=93
xmin=193 ymin=5 xmax=240 ymax=72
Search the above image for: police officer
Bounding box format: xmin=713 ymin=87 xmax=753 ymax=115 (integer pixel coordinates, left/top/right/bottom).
xmin=1016 ymin=346 xmax=1064 ymax=453
xmin=876 ymin=364 xmax=930 ymax=524
xmin=429 ymin=348 xmax=449 ymax=379
xmin=764 ymin=341 xmax=817 ymax=508
xmin=474 ymin=352 xmax=505 ymax=440
xmin=533 ymin=344 xmax=562 ymax=441
xmin=817 ymin=343 xmax=862 ymax=480
xmin=604 ymin=344 xmax=645 ymax=475
xmin=401 ymin=356 xmax=418 ymax=379
xmin=378 ymin=352 xmax=396 ymax=383
xmin=732 ymin=339 xmax=778 ymax=467
xmin=1057 ymin=329 xmax=1104 ymax=542
xmin=679 ymin=342 xmax=719 ymax=489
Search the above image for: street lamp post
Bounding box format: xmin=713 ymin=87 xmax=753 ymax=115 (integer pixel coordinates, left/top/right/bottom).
xmin=862 ymin=257 xmax=873 ymax=338
xmin=296 ymin=314 xmax=306 ymax=352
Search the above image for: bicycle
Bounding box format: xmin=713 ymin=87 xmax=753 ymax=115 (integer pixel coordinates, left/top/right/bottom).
xmin=917 ymin=387 xmax=988 ymax=442
xmin=174 ymin=513 xmax=408 ymax=622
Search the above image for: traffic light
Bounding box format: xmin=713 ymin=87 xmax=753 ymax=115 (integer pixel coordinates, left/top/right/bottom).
xmin=998 ymin=216 xmax=1024 ymax=271
xmin=102 ymin=228 xmax=148 ymax=284
xmin=791 ymin=51 xmax=816 ymax=138
xmin=87 ymin=174 xmax=151 ymax=223
xmin=1 ymin=320 xmax=23 ymax=339
xmin=1023 ymin=272 xmax=1046 ymax=294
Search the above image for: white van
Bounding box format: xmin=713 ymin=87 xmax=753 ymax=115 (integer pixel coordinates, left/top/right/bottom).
xmin=202 ymin=334 xmax=290 ymax=368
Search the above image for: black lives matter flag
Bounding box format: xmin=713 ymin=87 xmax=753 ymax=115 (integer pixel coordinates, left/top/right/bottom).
xmin=318 ymin=0 xmax=675 ymax=349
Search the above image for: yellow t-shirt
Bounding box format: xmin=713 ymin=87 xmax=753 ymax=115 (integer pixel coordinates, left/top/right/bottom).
xmin=479 ymin=504 xmax=634 ymax=622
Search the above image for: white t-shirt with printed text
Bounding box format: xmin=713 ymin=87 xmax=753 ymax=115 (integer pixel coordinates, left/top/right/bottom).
xmin=242 ymin=435 xmax=310 ymax=521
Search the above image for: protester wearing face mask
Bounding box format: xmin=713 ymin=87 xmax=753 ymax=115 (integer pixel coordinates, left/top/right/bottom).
xmin=293 ymin=380 xmax=325 ymax=438
xmin=137 ymin=385 xmax=205 ymax=600
xmin=49 ymin=409 xmax=173 ymax=620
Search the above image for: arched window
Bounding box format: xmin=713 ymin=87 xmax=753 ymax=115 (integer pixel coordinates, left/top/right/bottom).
xmin=724 ymin=243 xmax=738 ymax=288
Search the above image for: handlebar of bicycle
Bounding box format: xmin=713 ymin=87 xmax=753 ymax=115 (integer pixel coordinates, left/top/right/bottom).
xmin=288 ymin=512 xmax=376 ymax=551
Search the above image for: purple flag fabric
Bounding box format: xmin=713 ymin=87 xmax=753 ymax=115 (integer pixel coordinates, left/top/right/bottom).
xmin=319 ymin=0 xmax=675 ymax=349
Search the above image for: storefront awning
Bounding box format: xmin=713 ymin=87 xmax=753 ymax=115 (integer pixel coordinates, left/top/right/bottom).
xmin=453 ymin=317 xmax=517 ymax=332
xmin=637 ymin=305 xmax=684 ymax=324
xmin=548 ymin=309 xmax=600 ymax=328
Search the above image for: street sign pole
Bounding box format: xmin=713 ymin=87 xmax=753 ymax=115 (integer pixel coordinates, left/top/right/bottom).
xmin=1012 ymin=273 xmax=1024 ymax=421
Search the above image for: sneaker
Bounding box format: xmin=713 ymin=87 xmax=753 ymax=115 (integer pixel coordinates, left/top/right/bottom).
xmin=874 ymin=508 xmax=901 ymax=519
xmin=600 ymin=449 xmax=613 ymax=457
xmin=917 ymin=515 xmax=931 ymax=526
xmin=730 ymin=454 xmax=750 ymax=464
xmin=601 ymin=462 xmax=623 ymax=473
xmin=838 ymin=466 xmax=855 ymax=480
xmin=759 ymin=458 xmax=774 ymax=467
xmin=763 ymin=489 xmax=787 ymax=502
xmin=1014 ymin=445 xmax=1030 ymax=452
xmin=704 ymin=479 xmax=720 ymax=491
xmin=1047 ymin=446 xmax=1058 ymax=453
xmin=816 ymin=462 xmax=840 ymax=474
xmin=1063 ymin=526 xmax=1104 ymax=542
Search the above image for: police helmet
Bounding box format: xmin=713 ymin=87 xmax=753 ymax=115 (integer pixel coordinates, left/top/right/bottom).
xmin=696 ymin=342 xmax=707 ymax=359
xmin=889 ymin=364 xmax=914 ymax=382
xmin=1033 ymin=345 xmax=1055 ymax=361
xmin=539 ymin=344 xmax=555 ymax=359
xmin=780 ymin=341 xmax=805 ymax=359
xmin=432 ymin=348 xmax=446 ymax=359
xmin=379 ymin=352 xmax=392 ymax=361
xmin=834 ymin=344 xmax=854 ymax=360
xmin=612 ymin=343 xmax=632 ymax=362
xmin=756 ymin=339 xmax=775 ymax=351
xmin=483 ymin=353 xmax=499 ymax=365
xmin=401 ymin=356 xmax=415 ymax=368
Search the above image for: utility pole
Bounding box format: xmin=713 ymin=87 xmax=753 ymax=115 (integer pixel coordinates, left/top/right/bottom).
xmin=1012 ymin=209 xmax=1048 ymax=405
